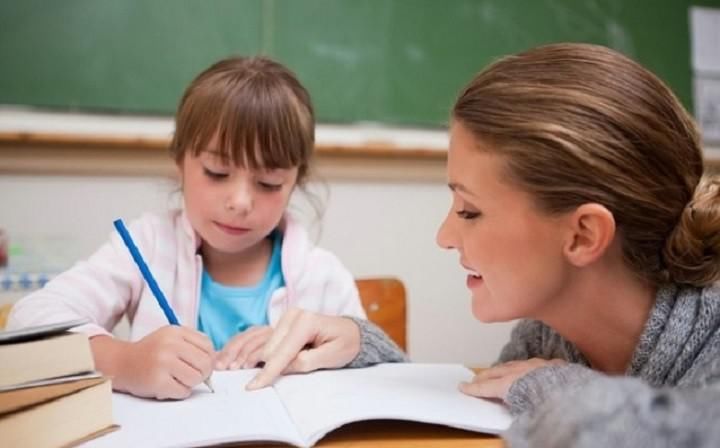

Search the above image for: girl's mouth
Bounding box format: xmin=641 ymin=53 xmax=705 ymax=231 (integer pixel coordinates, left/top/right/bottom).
xmin=215 ymin=222 xmax=250 ymax=235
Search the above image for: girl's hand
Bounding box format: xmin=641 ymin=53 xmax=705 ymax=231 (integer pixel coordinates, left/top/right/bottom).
xmin=216 ymin=326 xmax=273 ymax=370
xmin=246 ymin=308 xmax=361 ymax=390
xmin=460 ymin=358 xmax=567 ymax=401
xmin=93 ymin=326 xmax=215 ymax=400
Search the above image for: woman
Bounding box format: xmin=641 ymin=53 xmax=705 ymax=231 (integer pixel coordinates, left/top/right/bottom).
xmin=250 ymin=43 xmax=720 ymax=447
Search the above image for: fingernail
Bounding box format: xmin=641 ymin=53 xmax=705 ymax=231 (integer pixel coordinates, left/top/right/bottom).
xmin=230 ymin=362 xmax=239 ymax=370
xmin=216 ymin=361 xmax=225 ymax=370
xmin=246 ymin=379 xmax=259 ymax=390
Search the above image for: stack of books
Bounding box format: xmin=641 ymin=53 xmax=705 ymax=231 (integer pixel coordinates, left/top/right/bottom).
xmin=0 ymin=319 xmax=114 ymax=447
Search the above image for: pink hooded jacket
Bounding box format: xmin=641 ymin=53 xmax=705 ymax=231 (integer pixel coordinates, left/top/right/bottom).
xmin=8 ymin=210 xmax=366 ymax=340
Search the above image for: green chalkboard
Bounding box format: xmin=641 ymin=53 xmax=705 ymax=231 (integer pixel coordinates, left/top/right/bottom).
xmin=1 ymin=0 xmax=719 ymax=126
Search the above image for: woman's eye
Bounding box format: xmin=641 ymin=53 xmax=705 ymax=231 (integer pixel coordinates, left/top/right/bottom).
xmin=203 ymin=167 xmax=228 ymax=179
xmin=456 ymin=210 xmax=480 ymax=220
xmin=258 ymin=181 xmax=282 ymax=191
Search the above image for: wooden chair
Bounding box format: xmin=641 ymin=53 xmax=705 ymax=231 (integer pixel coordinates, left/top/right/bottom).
xmin=356 ymin=277 xmax=407 ymax=351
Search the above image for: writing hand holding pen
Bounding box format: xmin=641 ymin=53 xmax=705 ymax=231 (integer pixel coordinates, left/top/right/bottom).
xmin=113 ymin=219 xmax=216 ymax=396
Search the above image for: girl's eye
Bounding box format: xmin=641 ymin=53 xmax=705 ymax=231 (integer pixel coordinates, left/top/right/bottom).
xmin=258 ymin=181 xmax=282 ymax=192
xmin=456 ymin=210 xmax=480 ymax=220
xmin=203 ymin=167 xmax=228 ymax=179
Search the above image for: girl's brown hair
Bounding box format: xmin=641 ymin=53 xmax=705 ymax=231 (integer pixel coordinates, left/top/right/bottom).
xmin=453 ymin=43 xmax=720 ymax=287
xmin=169 ymin=56 xmax=314 ymax=184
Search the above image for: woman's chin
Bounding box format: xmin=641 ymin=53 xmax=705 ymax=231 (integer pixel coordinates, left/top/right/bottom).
xmin=471 ymin=303 xmax=498 ymax=322
xmin=470 ymin=295 xmax=509 ymax=323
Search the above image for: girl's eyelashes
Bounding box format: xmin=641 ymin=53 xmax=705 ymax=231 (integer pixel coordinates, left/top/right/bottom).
xmin=257 ymin=181 xmax=283 ymax=192
xmin=203 ymin=167 xmax=229 ymax=179
xmin=202 ymin=163 xmax=285 ymax=190
xmin=456 ymin=209 xmax=481 ymax=220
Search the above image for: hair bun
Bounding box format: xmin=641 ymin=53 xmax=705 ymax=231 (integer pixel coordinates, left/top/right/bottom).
xmin=663 ymin=176 xmax=720 ymax=286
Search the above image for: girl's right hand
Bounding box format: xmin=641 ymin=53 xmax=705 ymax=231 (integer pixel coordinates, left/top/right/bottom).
xmin=92 ymin=326 xmax=215 ymax=400
xmin=246 ymin=308 xmax=361 ymax=390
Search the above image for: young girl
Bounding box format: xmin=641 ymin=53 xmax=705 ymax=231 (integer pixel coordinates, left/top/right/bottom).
xmin=247 ymin=43 xmax=720 ymax=446
xmin=7 ymin=56 xmax=366 ymax=400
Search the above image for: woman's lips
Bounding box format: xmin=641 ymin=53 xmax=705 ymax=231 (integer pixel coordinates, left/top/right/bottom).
xmin=466 ymin=274 xmax=484 ymax=289
xmin=462 ymin=264 xmax=483 ymax=289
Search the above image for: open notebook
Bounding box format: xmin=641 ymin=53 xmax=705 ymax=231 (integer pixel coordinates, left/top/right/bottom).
xmin=81 ymin=363 xmax=512 ymax=448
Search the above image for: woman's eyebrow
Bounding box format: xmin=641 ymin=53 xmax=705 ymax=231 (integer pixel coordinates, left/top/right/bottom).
xmin=448 ymin=182 xmax=476 ymax=197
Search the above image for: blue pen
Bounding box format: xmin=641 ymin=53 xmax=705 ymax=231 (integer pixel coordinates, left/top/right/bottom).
xmin=113 ymin=218 xmax=214 ymax=392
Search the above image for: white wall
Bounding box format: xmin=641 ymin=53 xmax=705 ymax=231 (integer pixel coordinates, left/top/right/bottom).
xmin=0 ymin=173 xmax=514 ymax=366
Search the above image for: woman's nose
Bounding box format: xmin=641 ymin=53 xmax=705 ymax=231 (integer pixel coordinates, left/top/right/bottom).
xmin=436 ymin=212 xmax=457 ymax=250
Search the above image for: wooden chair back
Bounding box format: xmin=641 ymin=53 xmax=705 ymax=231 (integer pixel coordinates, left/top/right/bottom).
xmin=355 ymin=277 xmax=407 ymax=351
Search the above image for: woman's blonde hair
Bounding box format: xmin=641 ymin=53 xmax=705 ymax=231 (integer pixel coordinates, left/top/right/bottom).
xmin=453 ymin=43 xmax=720 ymax=287
xmin=169 ymin=56 xmax=314 ymax=184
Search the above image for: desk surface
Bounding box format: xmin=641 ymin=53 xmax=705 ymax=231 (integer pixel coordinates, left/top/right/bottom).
xmin=243 ymin=420 xmax=503 ymax=447
xmin=317 ymin=420 xmax=503 ymax=447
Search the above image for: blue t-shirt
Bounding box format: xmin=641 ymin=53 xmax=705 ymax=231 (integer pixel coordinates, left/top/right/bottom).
xmin=197 ymin=233 xmax=284 ymax=351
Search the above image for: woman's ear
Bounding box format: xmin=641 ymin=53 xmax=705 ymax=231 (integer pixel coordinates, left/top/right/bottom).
xmin=562 ymin=203 xmax=616 ymax=267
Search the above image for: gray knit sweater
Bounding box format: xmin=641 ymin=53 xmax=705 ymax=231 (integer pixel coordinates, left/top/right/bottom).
xmin=348 ymin=283 xmax=720 ymax=447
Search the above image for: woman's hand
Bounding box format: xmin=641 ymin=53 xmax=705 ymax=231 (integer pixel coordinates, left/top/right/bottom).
xmin=246 ymin=308 xmax=361 ymax=390
xmin=216 ymin=326 xmax=273 ymax=370
xmin=461 ymin=358 xmax=567 ymax=401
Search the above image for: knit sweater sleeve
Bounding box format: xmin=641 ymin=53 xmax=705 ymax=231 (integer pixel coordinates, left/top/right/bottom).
xmin=505 ymin=363 xmax=596 ymax=415
xmin=345 ymin=317 xmax=409 ymax=368
xmin=503 ymin=366 xmax=720 ymax=448
xmin=505 ymin=355 xmax=720 ymax=416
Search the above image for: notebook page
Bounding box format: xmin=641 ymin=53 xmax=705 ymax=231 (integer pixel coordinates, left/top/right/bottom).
xmin=80 ymin=370 xmax=303 ymax=448
xmin=274 ymin=363 xmax=512 ymax=446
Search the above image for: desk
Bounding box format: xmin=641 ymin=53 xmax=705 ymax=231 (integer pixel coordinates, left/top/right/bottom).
xmin=316 ymin=420 xmax=503 ymax=447
xmin=243 ymin=420 xmax=503 ymax=447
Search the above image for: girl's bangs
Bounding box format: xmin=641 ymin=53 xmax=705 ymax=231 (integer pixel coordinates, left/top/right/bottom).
xmin=184 ymin=82 xmax=312 ymax=171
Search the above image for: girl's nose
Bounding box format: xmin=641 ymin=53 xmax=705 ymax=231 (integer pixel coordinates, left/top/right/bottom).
xmin=225 ymin=186 xmax=253 ymax=215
